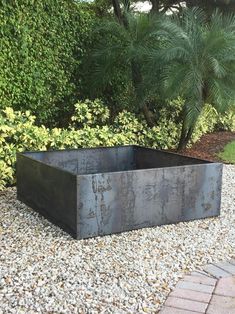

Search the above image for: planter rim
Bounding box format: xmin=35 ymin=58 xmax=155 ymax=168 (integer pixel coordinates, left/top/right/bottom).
xmin=16 ymin=145 xmax=220 ymax=178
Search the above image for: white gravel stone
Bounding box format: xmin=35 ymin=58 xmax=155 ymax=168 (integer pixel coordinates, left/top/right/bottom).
xmin=0 ymin=165 xmax=234 ymax=313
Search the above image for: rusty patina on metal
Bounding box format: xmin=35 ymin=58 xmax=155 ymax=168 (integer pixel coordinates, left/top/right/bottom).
xmin=17 ymin=146 xmax=223 ymax=239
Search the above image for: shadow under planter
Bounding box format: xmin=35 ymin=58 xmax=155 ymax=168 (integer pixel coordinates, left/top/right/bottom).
xmin=17 ymin=145 xmax=223 ymax=239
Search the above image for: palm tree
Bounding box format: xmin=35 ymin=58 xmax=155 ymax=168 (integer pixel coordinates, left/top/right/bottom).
xmin=149 ymin=8 xmax=235 ymax=150
xmin=89 ymin=13 xmax=163 ymax=126
xmin=89 ymin=8 xmax=235 ymax=150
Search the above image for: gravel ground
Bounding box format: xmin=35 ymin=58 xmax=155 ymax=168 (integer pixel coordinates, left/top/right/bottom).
xmin=0 ymin=165 xmax=234 ymax=314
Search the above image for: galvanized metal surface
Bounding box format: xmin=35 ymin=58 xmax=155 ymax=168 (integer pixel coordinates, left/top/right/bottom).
xmin=17 ymin=146 xmax=223 ymax=239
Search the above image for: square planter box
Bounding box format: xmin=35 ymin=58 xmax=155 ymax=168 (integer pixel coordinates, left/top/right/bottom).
xmin=17 ymin=146 xmax=223 ymax=239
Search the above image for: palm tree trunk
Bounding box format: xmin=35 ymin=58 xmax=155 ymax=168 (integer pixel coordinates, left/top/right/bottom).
xmin=177 ymin=123 xmax=195 ymax=151
xmin=131 ymin=61 xmax=155 ymax=127
xmin=177 ymin=122 xmax=187 ymax=151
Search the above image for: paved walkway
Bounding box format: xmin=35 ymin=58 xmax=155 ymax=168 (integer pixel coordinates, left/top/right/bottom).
xmin=160 ymin=260 xmax=235 ymax=314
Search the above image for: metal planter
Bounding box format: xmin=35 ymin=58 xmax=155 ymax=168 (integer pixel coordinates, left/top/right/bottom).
xmin=17 ymin=145 xmax=223 ymax=239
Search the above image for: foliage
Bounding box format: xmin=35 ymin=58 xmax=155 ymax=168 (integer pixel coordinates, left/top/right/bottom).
xmin=0 ymin=107 xmax=49 ymax=190
xmin=79 ymin=14 xmax=136 ymax=115
xmin=148 ymin=8 xmax=235 ymax=149
xmin=215 ymin=109 xmax=235 ymax=131
xmin=87 ymin=8 xmax=235 ymax=146
xmin=0 ymin=0 xmax=94 ymax=126
xmin=192 ymin=105 xmax=217 ymax=142
xmin=183 ymin=0 xmax=235 ymax=14
xmin=71 ymin=99 xmax=110 ymax=127
xmin=122 ymin=0 xmax=235 ymax=15
xmin=1 ymin=99 xmax=234 ymax=190
xmin=217 ymin=140 xmax=235 ymax=164
xmin=86 ymin=13 xmax=163 ymax=122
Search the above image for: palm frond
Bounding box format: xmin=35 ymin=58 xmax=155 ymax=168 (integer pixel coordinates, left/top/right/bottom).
xmin=156 ymin=7 xmax=235 ymax=119
xmin=184 ymin=101 xmax=202 ymax=128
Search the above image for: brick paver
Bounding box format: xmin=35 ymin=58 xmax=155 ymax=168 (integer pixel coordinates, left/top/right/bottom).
xmin=176 ymin=280 xmax=214 ymax=294
xmin=211 ymin=294 xmax=235 ymax=305
xmin=207 ymin=303 xmax=235 ymax=314
xmin=170 ymin=288 xmax=212 ymax=303
xmin=165 ymin=296 xmax=208 ymax=313
xmin=215 ymin=261 xmax=235 ymax=275
xmin=160 ymin=307 xmax=201 ymax=313
xmin=160 ymin=260 xmax=235 ymax=314
xmin=203 ymin=264 xmax=231 ymax=279
xmin=191 ymin=271 xmax=214 ymax=278
xmin=214 ymin=277 xmax=235 ymax=298
xmin=183 ymin=275 xmax=216 ymax=286
xmin=208 ymin=295 xmax=235 ymax=313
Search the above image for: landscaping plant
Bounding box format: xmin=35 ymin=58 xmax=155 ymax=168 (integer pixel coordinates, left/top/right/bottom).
xmin=0 ymin=101 xmax=232 ymax=190
xmin=150 ymin=8 xmax=235 ymax=149
xmin=0 ymin=0 xmax=94 ymax=126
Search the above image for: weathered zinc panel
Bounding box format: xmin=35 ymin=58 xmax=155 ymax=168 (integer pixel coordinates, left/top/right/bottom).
xmin=17 ymin=154 xmax=77 ymax=237
xmin=76 ymin=163 xmax=222 ymax=239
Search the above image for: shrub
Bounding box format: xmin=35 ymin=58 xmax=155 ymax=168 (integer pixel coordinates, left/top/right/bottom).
xmin=0 ymin=107 xmax=50 ymax=189
xmin=71 ymin=99 xmax=110 ymax=127
xmin=0 ymin=0 xmax=94 ymax=126
xmin=192 ymin=105 xmax=218 ymax=142
xmin=1 ymin=99 xmax=234 ymax=190
xmin=214 ymin=109 xmax=235 ymax=132
xmin=0 ymin=101 xmax=172 ymax=189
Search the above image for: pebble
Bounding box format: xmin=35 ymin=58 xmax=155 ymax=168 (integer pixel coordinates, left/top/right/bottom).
xmin=0 ymin=165 xmax=234 ymax=313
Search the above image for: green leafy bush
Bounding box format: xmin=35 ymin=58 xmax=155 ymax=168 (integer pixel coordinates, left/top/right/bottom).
xmin=214 ymin=110 xmax=235 ymax=132
xmin=0 ymin=0 xmax=94 ymax=126
xmin=0 ymin=107 xmax=50 ymax=190
xmin=71 ymin=99 xmax=110 ymax=127
xmin=0 ymin=101 xmax=173 ymax=189
xmin=0 ymin=99 xmax=234 ymax=190
xmin=192 ymin=105 xmax=218 ymax=142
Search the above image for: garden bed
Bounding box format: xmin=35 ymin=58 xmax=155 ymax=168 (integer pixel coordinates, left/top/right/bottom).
xmin=180 ymin=131 xmax=235 ymax=162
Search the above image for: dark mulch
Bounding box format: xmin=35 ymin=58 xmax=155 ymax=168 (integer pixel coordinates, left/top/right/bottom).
xmin=177 ymin=131 xmax=235 ymax=162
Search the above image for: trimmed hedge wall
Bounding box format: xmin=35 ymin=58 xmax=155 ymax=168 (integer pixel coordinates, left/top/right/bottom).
xmin=0 ymin=0 xmax=94 ymax=126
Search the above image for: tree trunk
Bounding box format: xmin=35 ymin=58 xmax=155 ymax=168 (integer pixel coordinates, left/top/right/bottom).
xmin=177 ymin=121 xmax=195 ymax=151
xmin=150 ymin=0 xmax=160 ymax=13
xmin=111 ymin=0 xmax=123 ymax=24
xmin=131 ymin=61 xmax=155 ymax=127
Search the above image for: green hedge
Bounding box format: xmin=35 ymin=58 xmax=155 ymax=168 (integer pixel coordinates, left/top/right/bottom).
xmin=1 ymin=99 xmax=234 ymax=190
xmin=0 ymin=0 xmax=94 ymax=126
